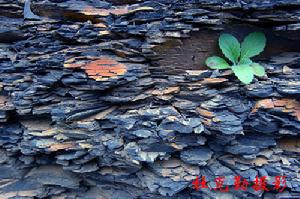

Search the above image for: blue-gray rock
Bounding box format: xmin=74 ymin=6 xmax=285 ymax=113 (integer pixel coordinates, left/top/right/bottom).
xmin=180 ymin=147 xmax=212 ymax=165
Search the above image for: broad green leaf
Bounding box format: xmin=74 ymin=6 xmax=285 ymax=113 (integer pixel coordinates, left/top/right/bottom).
xmin=205 ymin=56 xmax=230 ymax=69
xmin=239 ymin=58 xmax=252 ymax=65
xmin=252 ymin=63 xmax=266 ymax=77
xmin=232 ymin=64 xmax=254 ymax=84
xmin=240 ymin=32 xmax=266 ymax=62
xmin=219 ymin=33 xmax=241 ymax=64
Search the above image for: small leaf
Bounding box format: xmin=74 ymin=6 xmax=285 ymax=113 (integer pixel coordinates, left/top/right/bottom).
xmin=239 ymin=58 xmax=252 ymax=65
xmin=252 ymin=63 xmax=266 ymax=77
xmin=240 ymin=32 xmax=266 ymax=62
xmin=219 ymin=33 xmax=241 ymax=64
xmin=232 ymin=64 xmax=254 ymax=84
xmin=205 ymin=56 xmax=230 ymax=69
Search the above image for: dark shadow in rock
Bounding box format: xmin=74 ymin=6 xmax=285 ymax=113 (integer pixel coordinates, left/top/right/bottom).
xmin=153 ymin=24 xmax=300 ymax=73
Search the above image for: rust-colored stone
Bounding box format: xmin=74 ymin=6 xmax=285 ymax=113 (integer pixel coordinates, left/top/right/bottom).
xmin=273 ymin=99 xmax=290 ymax=107
xmin=49 ymin=143 xmax=76 ymax=152
xmin=252 ymin=98 xmax=300 ymax=121
xmin=64 ymin=57 xmax=127 ymax=81
xmin=152 ymin=87 xmax=180 ymax=96
xmin=201 ymin=78 xmax=228 ymax=85
xmin=251 ymin=99 xmax=274 ymax=113
xmin=196 ymin=107 xmax=215 ymax=118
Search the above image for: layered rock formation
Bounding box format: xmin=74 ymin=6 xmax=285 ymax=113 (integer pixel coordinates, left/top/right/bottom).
xmin=0 ymin=0 xmax=300 ymax=198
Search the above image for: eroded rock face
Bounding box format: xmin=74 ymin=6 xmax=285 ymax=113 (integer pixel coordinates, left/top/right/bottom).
xmin=0 ymin=0 xmax=300 ymax=198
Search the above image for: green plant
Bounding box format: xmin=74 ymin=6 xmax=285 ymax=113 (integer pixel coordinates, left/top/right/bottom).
xmin=205 ymin=32 xmax=267 ymax=84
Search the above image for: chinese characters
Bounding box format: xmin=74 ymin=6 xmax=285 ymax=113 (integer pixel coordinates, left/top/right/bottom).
xmin=192 ymin=175 xmax=286 ymax=192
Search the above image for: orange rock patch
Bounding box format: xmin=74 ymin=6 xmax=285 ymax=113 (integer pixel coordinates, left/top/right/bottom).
xmin=252 ymin=98 xmax=300 ymax=121
xmin=49 ymin=142 xmax=76 ymax=152
xmin=200 ymin=78 xmax=228 ymax=85
xmin=196 ymin=107 xmax=215 ymax=118
xmin=64 ymin=57 xmax=127 ymax=81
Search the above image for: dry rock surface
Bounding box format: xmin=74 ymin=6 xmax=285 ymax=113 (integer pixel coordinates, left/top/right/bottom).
xmin=0 ymin=0 xmax=300 ymax=198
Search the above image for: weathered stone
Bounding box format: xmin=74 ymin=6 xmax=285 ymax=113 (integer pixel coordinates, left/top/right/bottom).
xmin=25 ymin=165 xmax=80 ymax=188
xmin=180 ymin=147 xmax=213 ymax=165
xmin=159 ymin=116 xmax=202 ymax=134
